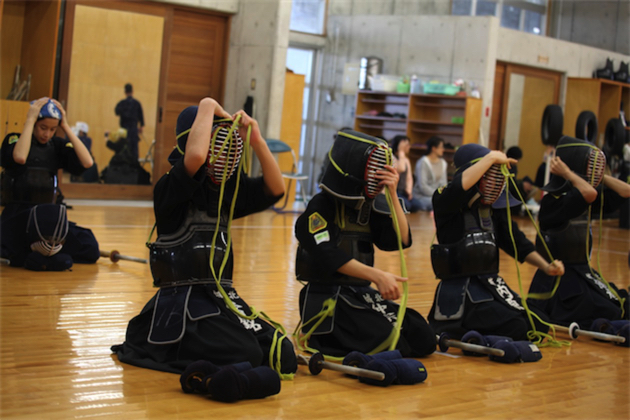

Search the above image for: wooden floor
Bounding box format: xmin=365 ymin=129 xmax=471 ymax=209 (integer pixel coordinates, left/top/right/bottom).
xmin=1 ymin=202 xmax=629 ymax=419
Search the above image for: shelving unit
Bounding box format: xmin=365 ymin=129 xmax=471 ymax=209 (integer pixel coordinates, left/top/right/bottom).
xmin=354 ymin=91 xmax=482 ymax=168
xmin=354 ymin=91 xmax=409 ymax=141
xmin=564 ymin=78 xmax=630 ymax=146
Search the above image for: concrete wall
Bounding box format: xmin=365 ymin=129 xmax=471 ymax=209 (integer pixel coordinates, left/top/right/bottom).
xmin=223 ymin=0 xmax=291 ymax=140
xmin=496 ymin=26 xmax=630 ymax=106
xmin=314 ymin=15 xmax=497 ymax=175
xmin=550 ymin=0 xmax=629 ymax=55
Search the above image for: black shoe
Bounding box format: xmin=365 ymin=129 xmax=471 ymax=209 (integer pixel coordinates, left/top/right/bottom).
xmin=593 ymin=58 xmax=615 ymax=80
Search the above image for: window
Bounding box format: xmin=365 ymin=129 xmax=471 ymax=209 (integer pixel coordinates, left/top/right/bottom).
xmin=452 ymin=0 xmax=547 ymax=36
xmin=289 ymin=0 xmax=327 ymax=35
xmin=452 ymin=0 xmax=472 ymax=15
xmin=476 ymin=0 xmax=497 ymax=16
xmin=501 ymin=4 xmax=521 ymax=30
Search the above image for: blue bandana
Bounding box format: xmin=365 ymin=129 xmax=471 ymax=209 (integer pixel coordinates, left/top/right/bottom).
xmin=35 ymin=100 xmax=62 ymax=121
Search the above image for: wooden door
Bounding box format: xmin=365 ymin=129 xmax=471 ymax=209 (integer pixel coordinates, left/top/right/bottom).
xmin=155 ymin=9 xmax=230 ymax=180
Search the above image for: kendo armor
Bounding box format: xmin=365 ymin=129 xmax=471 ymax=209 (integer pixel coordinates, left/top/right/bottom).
xmin=149 ymin=207 xmax=233 ymax=288
xmin=1 ymin=140 xmax=59 ymax=206
xmin=150 ymin=115 xmax=243 ymax=288
xmin=430 ymin=210 xmax=499 ymax=280
xmin=296 ymin=130 xmax=392 ymax=286
xmin=430 ymin=144 xmax=506 ymax=280
xmin=537 ymin=221 xmax=590 ymax=265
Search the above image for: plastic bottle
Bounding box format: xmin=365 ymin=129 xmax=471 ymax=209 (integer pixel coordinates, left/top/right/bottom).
xmin=410 ymin=75 xmax=421 ymax=94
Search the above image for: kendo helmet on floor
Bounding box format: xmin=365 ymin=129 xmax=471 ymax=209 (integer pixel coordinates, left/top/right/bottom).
xmin=543 ymin=136 xmax=607 ymax=193
xmin=26 ymin=204 xmax=69 ymax=257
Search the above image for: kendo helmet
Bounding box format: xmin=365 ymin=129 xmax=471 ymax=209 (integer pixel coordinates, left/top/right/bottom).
xmin=319 ymin=129 xmax=391 ymax=209
xmin=26 ymin=204 xmax=69 ymax=257
xmin=542 ymin=136 xmax=606 ymax=193
xmin=453 ymin=143 xmax=519 ymax=208
xmin=168 ymin=106 xmax=243 ymax=184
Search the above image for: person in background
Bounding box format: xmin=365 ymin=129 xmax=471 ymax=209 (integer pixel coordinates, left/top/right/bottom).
xmin=0 ymin=97 xmax=99 ymax=270
xmin=413 ymin=136 xmax=447 ymax=212
xmin=69 ymin=121 xmax=99 ymax=183
xmin=73 ymin=121 xmax=92 ymax=153
xmin=115 ymin=83 xmax=144 ymax=161
xmin=391 ymin=135 xmax=421 ymax=212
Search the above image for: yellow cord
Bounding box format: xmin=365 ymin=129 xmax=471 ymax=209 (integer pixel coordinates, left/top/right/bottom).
xmin=499 ymin=165 xmax=568 ymax=348
xmin=294 ymin=141 xmax=409 ymax=360
xmin=205 ymin=115 xmax=294 ymax=379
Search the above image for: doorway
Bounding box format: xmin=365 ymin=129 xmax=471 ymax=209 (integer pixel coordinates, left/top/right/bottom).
xmin=285 ymin=46 xmax=319 ymax=199
xmin=491 ymin=62 xmax=562 ymax=181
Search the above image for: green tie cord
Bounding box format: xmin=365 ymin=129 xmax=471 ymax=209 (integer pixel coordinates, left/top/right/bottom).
xmin=294 ymin=140 xmax=409 ymax=361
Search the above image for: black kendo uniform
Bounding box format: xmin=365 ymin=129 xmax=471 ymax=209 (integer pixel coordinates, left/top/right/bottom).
xmin=112 ymin=141 xmax=298 ymax=375
xmin=0 ymin=132 xmax=100 ymax=267
xmin=295 ymin=130 xmax=436 ymax=358
xmin=527 ymin=186 xmax=629 ymax=329
xmin=428 ymin=171 xmax=549 ymax=341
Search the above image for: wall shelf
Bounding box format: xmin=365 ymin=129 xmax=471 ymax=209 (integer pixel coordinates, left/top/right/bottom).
xmin=354 ymin=90 xmax=482 ymax=167
xmin=564 ymin=77 xmax=630 ymax=146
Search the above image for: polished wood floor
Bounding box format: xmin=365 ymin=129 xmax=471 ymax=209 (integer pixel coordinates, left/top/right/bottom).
xmin=1 ymin=202 xmax=629 ymax=419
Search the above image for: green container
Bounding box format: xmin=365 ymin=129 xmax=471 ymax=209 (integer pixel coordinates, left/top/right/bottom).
xmin=451 ymin=116 xmax=465 ymax=124
xmin=397 ymin=81 xmax=410 ymax=93
xmin=423 ymin=83 xmax=460 ymax=96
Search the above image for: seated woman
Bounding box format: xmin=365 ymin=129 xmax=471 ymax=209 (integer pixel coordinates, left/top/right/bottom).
xmin=527 ymin=136 xmax=630 ymax=329
xmin=391 ymin=135 xmax=422 ymax=213
xmin=294 ymin=129 xmax=436 ymax=358
xmin=413 ymin=136 xmax=447 ymax=211
xmin=428 ymin=144 xmax=564 ymax=340
xmin=112 ymin=98 xmax=297 ymax=377
xmin=1 ymin=97 xmax=99 ymax=270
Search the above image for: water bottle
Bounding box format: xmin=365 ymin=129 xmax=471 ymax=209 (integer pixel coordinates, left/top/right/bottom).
xmin=410 ymin=75 xmax=421 ymax=94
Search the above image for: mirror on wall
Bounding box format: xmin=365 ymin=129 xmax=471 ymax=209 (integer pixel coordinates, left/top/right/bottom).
xmin=62 ymin=4 xmax=163 ymax=187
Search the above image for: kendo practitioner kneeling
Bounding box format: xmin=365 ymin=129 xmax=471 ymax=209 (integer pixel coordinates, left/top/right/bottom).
xmin=112 ymin=98 xmax=297 ymax=377
xmin=1 ymin=98 xmax=99 ymax=271
xmin=428 ymin=144 xmax=564 ymax=341
xmin=295 ymin=129 xmax=436 ymax=358
xmin=528 ymin=136 xmax=630 ymax=329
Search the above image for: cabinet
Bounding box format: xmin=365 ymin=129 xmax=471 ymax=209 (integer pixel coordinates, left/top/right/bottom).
xmin=564 ymin=78 xmax=630 ymax=146
xmin=354 ymin=91 xmax=482 ymax=168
